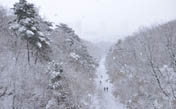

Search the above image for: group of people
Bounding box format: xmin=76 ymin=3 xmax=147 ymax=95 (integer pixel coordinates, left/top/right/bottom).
xmin=99 ymin=78 xmax=109 ymax=92
xmin=104 ymin=87 xmax=109 ymax=92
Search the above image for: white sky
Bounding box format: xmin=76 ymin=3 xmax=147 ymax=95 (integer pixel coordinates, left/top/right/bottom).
xmin=1 ymin=0 xmax=176 ymax=42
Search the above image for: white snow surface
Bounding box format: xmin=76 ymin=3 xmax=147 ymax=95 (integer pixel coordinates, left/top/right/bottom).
xmin=70 ymin=52 xmax=80 ymax=60
xmin=91 ymin=55 xmax=125 ymax=109
xmin=26 ymin=30 xmax=34 ymax=36
xmin=36 ymin=42 xmax=42 ymax=48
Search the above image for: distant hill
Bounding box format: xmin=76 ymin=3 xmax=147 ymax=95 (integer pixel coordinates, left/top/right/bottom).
xmin=106 ymin=20 xmax=176 ymax=109
xmin=84 ymin=40 xmax=113 ymax=61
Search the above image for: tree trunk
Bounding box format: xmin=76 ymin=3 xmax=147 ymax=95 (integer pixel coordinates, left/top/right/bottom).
xmin=27 ymin=40 xmax=30 ymax=64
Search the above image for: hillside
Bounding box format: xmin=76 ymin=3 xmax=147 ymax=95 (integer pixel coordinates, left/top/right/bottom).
xmin=0 ymin=7 xmax=97 ymax=109
xmin=106 ymin=20 xmax=176 ymax=109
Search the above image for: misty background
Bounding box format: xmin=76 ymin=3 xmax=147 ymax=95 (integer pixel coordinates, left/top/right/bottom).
xmin=1 ymin=0 xmax=176 ymax=42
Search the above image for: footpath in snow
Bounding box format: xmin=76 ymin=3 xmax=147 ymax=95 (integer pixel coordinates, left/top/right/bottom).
xmin=91 ymin=55 xmax=125 ymax=109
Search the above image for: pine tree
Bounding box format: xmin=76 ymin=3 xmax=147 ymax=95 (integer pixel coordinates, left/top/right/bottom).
xmin=10 ymin=0 xmax=51 ymax=62
xmin=48 ymin=61 xmax=63 ymax=89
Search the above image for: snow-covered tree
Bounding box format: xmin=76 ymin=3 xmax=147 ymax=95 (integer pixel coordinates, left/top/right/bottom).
xmin=46 ymin=61 xmax=80 ymax=109
xmin=106 ymin=20 xmax=176 ymax=109
xmin=10 ymin=0 xmax=50 ymax=62
xmin=48 ymin=61 xmax=63 ymax=89
xmin=0 ymin=6 xmax=97 ymax=108
xmin=58 ymin=23 xmax=81 ymax=42
xmin=59 ymin=23 xmax=74 ymax=34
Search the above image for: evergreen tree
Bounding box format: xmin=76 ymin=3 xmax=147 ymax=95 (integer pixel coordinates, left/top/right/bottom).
xmin=59 ymin=23 xmax=74 ymax=33
xmin=48 ymin=61 xmax=63 ymax=89
xmin=10 ymin=0 xmax=51 ymax=62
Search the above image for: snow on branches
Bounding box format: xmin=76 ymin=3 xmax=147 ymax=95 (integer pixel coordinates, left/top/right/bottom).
xmin=48 ymin=61 xmax=63 ymax=89
xmin=9 ymin=0 xmax=50 ymax=49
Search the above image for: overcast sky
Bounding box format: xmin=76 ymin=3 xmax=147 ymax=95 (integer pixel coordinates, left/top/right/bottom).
xmin=1 ymin=0 xmax=176 ymax=42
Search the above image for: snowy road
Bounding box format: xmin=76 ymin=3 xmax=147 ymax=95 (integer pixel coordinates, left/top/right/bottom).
xmin=91 ymin=55 xmax=125 ymax=109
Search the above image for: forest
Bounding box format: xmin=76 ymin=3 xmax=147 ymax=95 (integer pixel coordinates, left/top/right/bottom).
xmin=0 ymin=0 xmax=176 ymax=109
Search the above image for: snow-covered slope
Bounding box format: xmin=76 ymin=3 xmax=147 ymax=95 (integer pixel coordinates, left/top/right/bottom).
xmin=106 ymin=20 xmax=176 ymax=109
xmin=0 ymin=8 xmax=97 ymax=109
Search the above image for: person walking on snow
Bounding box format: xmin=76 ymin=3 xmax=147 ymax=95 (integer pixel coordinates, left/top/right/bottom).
xmin=106 ymin=87 xmax=109 ymax=92
xmin=104 ymin=87 xmax=109 ymax=92
xmin=100 ymin=80 xmax=102 ymax=84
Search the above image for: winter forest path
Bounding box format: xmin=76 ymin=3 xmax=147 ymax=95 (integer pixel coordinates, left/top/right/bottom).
xmin=91 ymin=55 xmax=125 ymax=109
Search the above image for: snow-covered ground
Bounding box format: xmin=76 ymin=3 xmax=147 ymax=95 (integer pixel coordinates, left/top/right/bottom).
xmin=91 ymin=55 xmax=125 ymax=109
